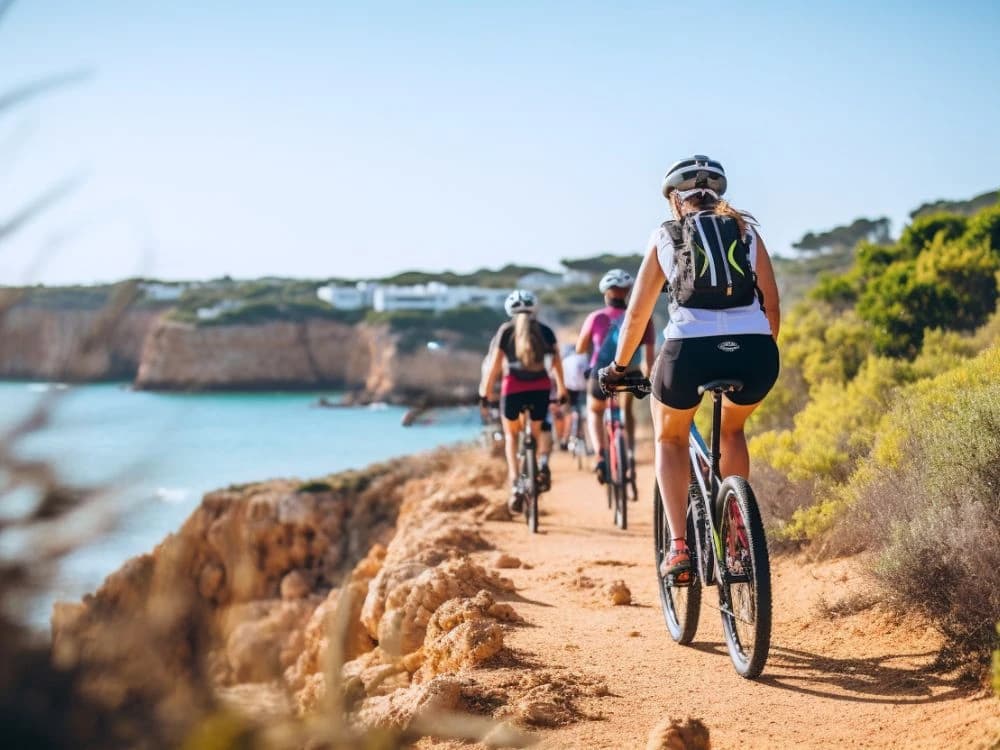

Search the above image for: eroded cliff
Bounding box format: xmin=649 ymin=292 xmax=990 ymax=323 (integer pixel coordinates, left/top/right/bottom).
xmin=0 ymin=305 xmax=160 ymax=381
xmin=0 ymin=303 xmax=483 ymax=402
xmin=50 ymin=447 xmax=612 ymax=742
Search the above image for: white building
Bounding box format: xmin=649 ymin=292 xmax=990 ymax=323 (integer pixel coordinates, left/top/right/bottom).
xmin=516 ymin=271 xmax=565 ymax=291
xmin=316 ymin=281 xmax=377 ymax=310
xmin=372 ymin=282 xmax=508 ymax=313
xmin=196 ymin=299 xmax=242 ymax=321
xmin=562 ymin=269 xmax=595 ymax=286
xmin=140 ymin=282 xmax=187 ymax=301
xmin=316 ymin=280 xmax=510 ymax=313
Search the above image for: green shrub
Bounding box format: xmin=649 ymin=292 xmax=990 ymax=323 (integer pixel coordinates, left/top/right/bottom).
xmin=837 ymin=346 xmax=1000 ymax=668
xmin=856 ymin=237 xmax=1000 ymax=356
xmin=993 ymin=625 xmax=1000 ymax=695
xmin=961 ymin=203 xmax=1000 ymax=254
xmin=896 ymin=212 xmax=967 ymax=259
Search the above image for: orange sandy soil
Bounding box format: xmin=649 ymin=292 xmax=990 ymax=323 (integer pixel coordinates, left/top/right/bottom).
xmin=435 ymin=449 xmax=1000 ymax=749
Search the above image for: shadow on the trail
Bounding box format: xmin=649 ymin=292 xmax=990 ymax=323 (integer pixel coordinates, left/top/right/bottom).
xmin=499 ymin=590 xmax=556 ymax=609
xmin=686 ymin=641 xmax=972 ymax=705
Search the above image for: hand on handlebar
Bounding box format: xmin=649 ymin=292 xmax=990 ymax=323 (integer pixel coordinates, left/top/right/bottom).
xmin=597 ymin=365 xmax=651 ymax=399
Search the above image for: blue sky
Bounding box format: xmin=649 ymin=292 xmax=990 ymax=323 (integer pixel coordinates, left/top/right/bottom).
xmin=0 ymin=0 xmax=998 ymax=284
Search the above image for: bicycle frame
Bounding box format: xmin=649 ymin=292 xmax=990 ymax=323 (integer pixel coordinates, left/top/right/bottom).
xmin=687 ymin=422 xmax=724 ymax=587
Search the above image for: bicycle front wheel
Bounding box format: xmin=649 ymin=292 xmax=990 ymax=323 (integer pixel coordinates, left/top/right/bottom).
xmin=654 ymin=483 xmax=700 ymax=644
xmin=716 ymin=476 xmax=771 ymax=678
xmin=614 ymin=431 xmax=628 ymax=530
xmin=523 ymin=448 xmax=539 ymax=534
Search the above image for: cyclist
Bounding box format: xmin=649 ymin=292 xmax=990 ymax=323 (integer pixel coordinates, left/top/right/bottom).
xmin=558 ymin=343 xmax=588 ymax=450
xmin=599 ymin=155 xmax=781 ymax=583
xmin=480 ymin=289 xmax=568 ymax=512
xmin=576 ymin=269 xmax=655 ymax=483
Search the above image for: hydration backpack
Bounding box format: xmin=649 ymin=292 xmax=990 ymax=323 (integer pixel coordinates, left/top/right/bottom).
xmin=595 ymin=315 xmax=642 ymax=370
xmin=661 ymin=211 xmax=763 ymax=311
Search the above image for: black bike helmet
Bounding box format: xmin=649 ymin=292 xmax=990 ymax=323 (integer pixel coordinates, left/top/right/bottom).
xmin=661 ymin=155 xmax=727 ymax=198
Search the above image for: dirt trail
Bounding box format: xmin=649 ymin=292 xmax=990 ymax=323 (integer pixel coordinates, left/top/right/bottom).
xmin=471 ymin=450 xmax=999 ymax=749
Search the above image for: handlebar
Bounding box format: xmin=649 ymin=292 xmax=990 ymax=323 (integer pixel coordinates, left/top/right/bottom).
xmin=600 ymin=374 xmax=652 ymax=398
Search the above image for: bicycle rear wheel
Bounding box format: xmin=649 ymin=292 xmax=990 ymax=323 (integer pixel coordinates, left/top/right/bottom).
xmin=654 ymin=483 xmax=700 ymax=644
xmin=523 ymin=448 xmax=539 ymax=534
xmin=716 ymin=476 xmax=771 ymax=678
xmin=614 ymin=431 xmax=628 ymax=529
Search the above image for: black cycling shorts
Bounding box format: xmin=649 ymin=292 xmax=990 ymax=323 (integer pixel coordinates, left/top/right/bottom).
xmin=566 ymin=389 xmax=583 ymax=408
xmin=651 ymin=334 xmax=779 ymax=410
xmin=500 ymin=389 xmax=550 ymax=422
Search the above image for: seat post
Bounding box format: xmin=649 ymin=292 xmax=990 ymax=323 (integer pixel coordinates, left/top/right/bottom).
xmin=710 ymin=389 xmax=723 ymax=500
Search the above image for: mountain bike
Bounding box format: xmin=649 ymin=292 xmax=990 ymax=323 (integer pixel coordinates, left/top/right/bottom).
xmin=483 ymin=400 xmax=546 ymax=533
xmin=603 ymin=393 xmax=630 ymax=529
xmin=565 ymin=399 xmax=591 ymax=470
xmin=478 ymin=402 xmax=505 ymax=458
xmin=652 ymin=379 xmax=772 ymax=678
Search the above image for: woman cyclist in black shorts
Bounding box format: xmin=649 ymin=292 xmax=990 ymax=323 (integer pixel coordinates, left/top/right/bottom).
xmin=480 ymin=290 xmax=568 ymax=512
xmin=599 ymin=156 xmax=781 ymax=582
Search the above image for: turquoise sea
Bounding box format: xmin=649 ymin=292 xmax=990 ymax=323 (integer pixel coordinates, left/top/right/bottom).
xmin=0 ymin=382 xmax=481 ymax=625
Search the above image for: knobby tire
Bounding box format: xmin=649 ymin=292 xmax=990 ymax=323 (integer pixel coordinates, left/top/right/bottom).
xmin=614 ymin=431 xmax=628 ymax=530
xmin=524 ymin=446 xmax=539 ymax=534
xmin=715 ymin=476 xmax=771 ymax=678
xmin=654 ymin=483 xmax=701 ymax=644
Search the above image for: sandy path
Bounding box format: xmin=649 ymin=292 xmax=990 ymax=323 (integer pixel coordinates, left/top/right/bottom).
xmin=474 ymin=450 xmax=1000 ymax=749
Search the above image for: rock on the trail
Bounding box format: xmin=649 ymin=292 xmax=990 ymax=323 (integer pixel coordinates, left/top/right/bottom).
xmin=491 ymin=552 xmax=522 ymax=569
xmin=645 ymin=717 xmax=711 ymax=750
xmin=604 ymin=580 xmax=632 ymax=606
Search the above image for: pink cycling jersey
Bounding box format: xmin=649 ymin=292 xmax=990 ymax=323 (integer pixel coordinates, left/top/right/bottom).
xmin=580 ymin=305 xmax=655 ymax=368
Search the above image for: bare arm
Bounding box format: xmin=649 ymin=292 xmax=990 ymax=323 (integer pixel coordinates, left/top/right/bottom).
xmin=754 ymin=231 xmax=781 ymax=340
xmin=575 ymin=316 xmax=592 ymax=355
xmin=479 ymin=345 xmax=504 ymax=399
xmin=643 ymin=321 xmax=656 ymax=375
xmin=614 ymin=245 xmax=665 ymax=366
xmin=550 ymin=349 xmax=567 ymax=397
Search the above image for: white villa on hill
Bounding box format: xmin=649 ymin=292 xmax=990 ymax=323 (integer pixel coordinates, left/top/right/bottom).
xmin=317 ymin=267 xmax=595 ymax=313
xmin=317 ymin=281 xmax=509 ymax=312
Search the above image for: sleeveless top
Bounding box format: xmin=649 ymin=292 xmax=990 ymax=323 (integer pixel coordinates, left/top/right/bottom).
xmin=649 ymin=220 xmax=772 ymax=340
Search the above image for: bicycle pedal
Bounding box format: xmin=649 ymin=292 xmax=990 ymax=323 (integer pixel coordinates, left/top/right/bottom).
xmin=665 ymin=572 xmax=694 ymax=587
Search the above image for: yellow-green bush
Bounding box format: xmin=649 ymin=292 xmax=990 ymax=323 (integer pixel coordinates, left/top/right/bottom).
xmin=751 ymin=355 xmax=906 ymax=485
xmin=835 ymin=345 xmax=1000 ymax=666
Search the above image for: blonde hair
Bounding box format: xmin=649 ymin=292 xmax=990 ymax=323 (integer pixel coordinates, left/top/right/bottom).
xmin=513 ymin=314 xmax=545 ymax=369
xmin=670 ymin=192 xmax=755 ymax=237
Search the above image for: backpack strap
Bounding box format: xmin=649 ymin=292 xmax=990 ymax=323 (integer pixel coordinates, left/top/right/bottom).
xmin=659 ymin=220 xmax=683 ymax=294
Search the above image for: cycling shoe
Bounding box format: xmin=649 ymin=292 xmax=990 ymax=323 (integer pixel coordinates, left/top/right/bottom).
xmin=537 ymin=464 xmax=552 ymax=493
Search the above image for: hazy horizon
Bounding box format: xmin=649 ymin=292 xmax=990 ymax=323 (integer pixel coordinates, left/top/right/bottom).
xmin=1 ymin=1 xmax=999 ymax=285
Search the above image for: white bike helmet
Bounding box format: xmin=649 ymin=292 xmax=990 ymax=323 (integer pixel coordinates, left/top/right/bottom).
xmin=598 ymin=268 xmax=634 ymax=293
xmin=661 ymin=155 xmax=727 ymax=198
xmin=504 ymin=289 xmax=537 ymax=316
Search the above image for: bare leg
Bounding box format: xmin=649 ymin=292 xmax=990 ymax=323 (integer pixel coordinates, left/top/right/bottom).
xmin=622 ymin=390 xmax=636 ymax=452
xmin=586 ymin=392 xmax=607 ymax=462
xmin=502 ymin=416 xmax=522 ymax=487
xmin=719 ymin=398 xmax=761 ymax=479
xmin=537 ymin=420 xmax=552 ymax=462
xmin=651 ymin=398 xmax=699 ymax=544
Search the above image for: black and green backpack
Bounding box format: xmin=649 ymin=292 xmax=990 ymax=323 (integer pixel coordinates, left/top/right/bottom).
xmin=661 ymin=211 xmax=764 ymax=311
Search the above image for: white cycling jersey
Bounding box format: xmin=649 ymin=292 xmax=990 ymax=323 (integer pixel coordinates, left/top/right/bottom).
xmin=649 ymin=221 xmax=772 ymax=340
xmin=561 ymin=350 xmax=588 ymax=391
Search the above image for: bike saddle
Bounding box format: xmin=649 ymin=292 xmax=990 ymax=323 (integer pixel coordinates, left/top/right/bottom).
xmin=697 ymin=379 xmax=744 ymax=395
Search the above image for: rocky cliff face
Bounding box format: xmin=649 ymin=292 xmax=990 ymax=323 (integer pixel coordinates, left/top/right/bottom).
xmin=0 ymin=305 xmax=483 ymax=402
xmin=50 ymin=448 xmax=612 ymax=742
xmin=135 ymin=318 xmax=482 ymax=401
xmin=0 ymin=305 xmax=160 ymax=381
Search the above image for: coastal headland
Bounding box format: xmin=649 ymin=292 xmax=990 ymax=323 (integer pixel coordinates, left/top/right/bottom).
xmin=49 ymin=444 xmax=999 ymax=748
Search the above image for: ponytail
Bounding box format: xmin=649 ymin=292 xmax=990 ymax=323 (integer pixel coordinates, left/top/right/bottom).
xmin=513 ymin=314 xmax=545 ymax=369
